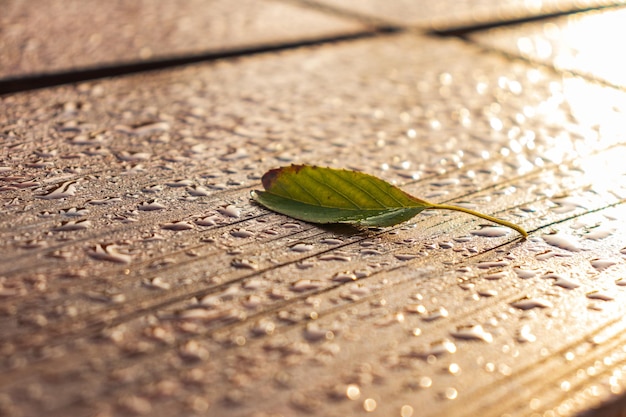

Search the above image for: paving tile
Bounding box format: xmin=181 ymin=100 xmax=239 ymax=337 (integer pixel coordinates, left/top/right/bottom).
xmin=308 ymin=0 xmax=626 ymax=29
xmin=470 ymin=6 xmax=626 ymax=88
xmin=0 ymin=0 xmax=365 ymax=80
xmin=3 ymin=31 xmax=626 ymax=417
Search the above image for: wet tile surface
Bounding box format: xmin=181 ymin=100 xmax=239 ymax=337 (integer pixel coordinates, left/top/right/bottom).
xmin=0 ymin=0 xmax=364 ymax=79
xmin=308 ymin=0 xmax=626 ymax=29
xmin=3 ymin=7 xmax=626 ymax=417
xmin=471 ymin=6 xmax=626 ymax=88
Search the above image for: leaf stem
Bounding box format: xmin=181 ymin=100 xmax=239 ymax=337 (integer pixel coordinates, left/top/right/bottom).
xmin=429 ymin=203 xmax=528 ymax=238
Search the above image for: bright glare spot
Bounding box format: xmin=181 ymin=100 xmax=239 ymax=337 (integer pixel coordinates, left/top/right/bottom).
xmin=346 ymin=384 xmax=361 ymax=400
xmin=363 ymin=398 xmax=377 ymax=412
xmin=517 ymin=9 xmax=626 ymax=87
xmin=400 ymin=405 xmax=414 ymax=417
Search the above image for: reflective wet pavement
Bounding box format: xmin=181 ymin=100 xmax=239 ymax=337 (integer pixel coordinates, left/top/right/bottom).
xmin=3 ymin=1 xmax=626 ymax=416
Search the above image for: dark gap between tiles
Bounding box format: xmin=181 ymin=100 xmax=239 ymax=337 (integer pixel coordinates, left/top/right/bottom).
xmin=2 ymin=3 xmax=622 ymax=96
xmin=0 ymin=28 xmax=401 ymax=96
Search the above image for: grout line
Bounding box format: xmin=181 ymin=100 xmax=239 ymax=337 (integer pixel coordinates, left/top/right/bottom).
xmin=2 ymin=2 xmax=622 ymax=96
xmin=0 ymin=28 xmax=401 ymax=96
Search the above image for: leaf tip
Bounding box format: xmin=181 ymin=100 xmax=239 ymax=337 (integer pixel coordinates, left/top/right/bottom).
xmin=261 ymin=164 xmax=309 ymax=190
xmin=261 ymin=168 xmax=281 ymax=191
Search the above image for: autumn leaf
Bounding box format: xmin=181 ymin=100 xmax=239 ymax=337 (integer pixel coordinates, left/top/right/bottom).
xmin=251 ymin=165 xmax=527 ymax=237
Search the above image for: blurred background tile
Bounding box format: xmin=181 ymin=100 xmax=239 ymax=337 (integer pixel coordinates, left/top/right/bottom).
xmin=0 ymin=0 xmax=365 ymax=79
xmin=308 ymin=0 xmax=626 ymax=30
xmin=470 ymin=6 xmax=626 ymax=88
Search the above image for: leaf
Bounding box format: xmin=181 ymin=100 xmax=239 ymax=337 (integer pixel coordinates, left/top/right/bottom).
xmin=251 ymin=165 xmax=527 ymax=237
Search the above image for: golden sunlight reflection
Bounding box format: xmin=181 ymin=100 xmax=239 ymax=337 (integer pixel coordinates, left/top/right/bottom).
xmin=516 ymin=7 xmax=626 ymax=87
xmin=533 ymin=75 xmax=626 ymax=165
xmin=562 ymin=77 xmax=626 ymax=148
xmin=578 ymin=147 xmax=626 ymax=200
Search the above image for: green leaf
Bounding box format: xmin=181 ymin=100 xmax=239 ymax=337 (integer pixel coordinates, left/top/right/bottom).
xmin=251 ymin=165 xmax=527 ymax=237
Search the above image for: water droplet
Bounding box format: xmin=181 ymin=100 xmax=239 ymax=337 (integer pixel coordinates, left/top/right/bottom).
xmin=346 ymin=384 xmax=361 ymax=400
xmin=291 ymin=279 xmax=325 ymax=292
xmin=337 ymin=284 xmax=369 ymax=301
xmin=419 ymin=376 xmax=433 ymax=388
xmin=242 ymin=278 xmax=266 ymax=291
xmin=517 ymin=325 xmax=537 ymax=343
xmin=430 ymin=178 xmax=460 ymax=187
xmin=187 ymin=185 xmax=211 ymax=197
xmin=142 ymin=184 xmax=163 ymax=193
xmin=161 ymin=221 xmax=194 ymax=231
xmin=483 ymin=271 xmax=508 ymax=280
xmin=303 ymin=323 xmax=333 ymax=341
xmin=332 ymin=271 xmax=357 ymax=283
xmin=542 ymin=273 xmax=580 ymax=289
xmin=138 ymin=200 xmax=166 ymax=211
xmin=231 ymin=259 xmax=257 ymax=270
xmin=320 ymin=238 xmax=343 ymax=245
xmin=477 ymin=260 xmax=510 ymax=269
xmin=291 ymin=243 xmax=314 ymax=252
xmin=450 ymin=324 xmax=493 ymax=343
xmin=363 ymin=398 xmax=377 ymax=412
xmin=251 ymin=319 xmax=275 ymax=336
xmin=60 ymin=207 xmax=90 ymax=217
xmin=535 ymin=250 xmax=573 ymax=261
xmin=550 ymin=197 xmax=588 ymax=214
xmin=543 ymin=233 xmax=582 ymax=252
xmin=87 ymin=244 xmax=132 ymax=264
xmin=361 ymin=248 xmax=384 ymax=255
xmin=53 ymin=219 xmax=92 ymax=231
xmin=444 ymin=387 xmax=458 ymax=400
xmin=514 ymin=268 xmax=537 ymax=279
xmin=319 ymin=254 xmax=351 ymax=262
xmin=117 ymin=151 xmax=152 ymax=161
xmin=448 ymin=363 xmax=461 ymax=375
xmin=411 ymin=339 xmax=457 ymax=358
xmin=401 ymin=405 xmax=415 ymax=417
xmin=587 ymin=291 xmax=615 ymax=301
xmin=143 ymin=277 xmax=170 ymax=290
xmin=511 ymin=298 xmax=553 ymax=310
xmin=405 ymin=304 xmax=427 ymax=314
xmin=241 ymin=294 xmax=263 ymax=309
xmin=395 ymin=253 xmax=421 ymax=261
xmin=179 ymin=340 xmax=209 ymax=361
xmin=591 ymin=258 xmax=618 ymax=271
xmin=471 ymin=227 xmax=510 ymax=237
xmin=88 ymin=291 xmax=126 ymax=304
xmin=584 ymin=227 xmax=615 ymax=241
xmin=218 ymin=205 xmax=241 ymax=218
xmin=230 ymin=229 xmax=254 ymax=238
xmin=37 ymin=181 xmax=77 ymax=199
xmin=87 ymin=196 xmax=122 ymax=205
xmin=165 ymin=179 xmax=194 ymax=188
xmin=220 ymin=148 xmax=249 ymax=161
xmin=195 ymin=215 xmax=219 ymax=226
xmin=118 ymin=395 xmax=152 ymax=415
xmin=478 ymin=288 xmax=498 ymax=297
xmin=422 ymin=307 xmax=449 ymax=322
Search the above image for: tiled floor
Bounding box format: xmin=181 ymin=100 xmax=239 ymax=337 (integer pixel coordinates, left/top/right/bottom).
xmin=3 ymin=1 xmax=626 ymax=416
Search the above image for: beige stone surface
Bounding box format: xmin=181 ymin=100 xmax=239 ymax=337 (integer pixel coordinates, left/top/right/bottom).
xmin=0 ymin=0 xmax=365 ymax=79
xmin=308 ymin=0 xmax=626 ymax=29
xmin=3 ymin=6 xmax=626 ymax=417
